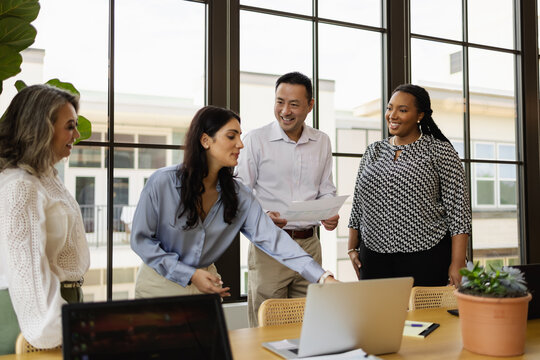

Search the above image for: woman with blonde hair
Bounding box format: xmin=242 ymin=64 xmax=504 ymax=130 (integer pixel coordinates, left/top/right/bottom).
xmin=0 ymin=85 xmax=90 ymax=353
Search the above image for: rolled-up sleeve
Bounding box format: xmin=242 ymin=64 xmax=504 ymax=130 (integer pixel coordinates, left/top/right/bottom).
xmin=435 ymin=142 xmax=472 ymax=236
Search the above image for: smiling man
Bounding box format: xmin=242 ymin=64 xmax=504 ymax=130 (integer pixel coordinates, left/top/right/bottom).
xmin=236 ymin=72 xmax=339 ymax=327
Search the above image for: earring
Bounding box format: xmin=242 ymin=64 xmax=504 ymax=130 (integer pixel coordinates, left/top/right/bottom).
xmin=417 ymin=120 xmax=421 ymax=123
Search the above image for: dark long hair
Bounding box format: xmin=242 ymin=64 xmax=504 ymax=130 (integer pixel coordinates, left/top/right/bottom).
xmin=392 ymin=84 xmax=450 ymax=143
xmin=178 ymin=105 xmax=241 ymax=229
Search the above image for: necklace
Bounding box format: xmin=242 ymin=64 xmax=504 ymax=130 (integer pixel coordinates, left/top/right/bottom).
xmin=392 ymin=132 xmax=422 ymax=146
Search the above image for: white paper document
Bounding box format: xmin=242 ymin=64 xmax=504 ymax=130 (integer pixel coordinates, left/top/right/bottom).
xmin=281 ymin=195 xmax=349 ymax=222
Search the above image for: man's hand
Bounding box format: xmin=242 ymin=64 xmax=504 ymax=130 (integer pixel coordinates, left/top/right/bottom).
xmin=267 ymin=211 xmax=287 ymax=228
xmin=190 ymin=269 xmax=231 ymax=298
xmin=321 ymin=214 xmax=339 ymax=231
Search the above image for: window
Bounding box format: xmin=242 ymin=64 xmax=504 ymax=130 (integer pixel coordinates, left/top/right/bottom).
xmin=410 ymin=0 xmax=521 ymax=267
xmin=4 ymin=0 xmax=537 ymax=303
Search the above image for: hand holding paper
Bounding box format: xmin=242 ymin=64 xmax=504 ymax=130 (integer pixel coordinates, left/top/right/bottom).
xmin=280 ymin=195 xmax=349 ymax=222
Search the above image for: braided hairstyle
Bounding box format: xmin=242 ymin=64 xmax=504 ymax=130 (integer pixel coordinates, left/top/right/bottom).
xmin=392 ymin=84 xmax=450 ymax=143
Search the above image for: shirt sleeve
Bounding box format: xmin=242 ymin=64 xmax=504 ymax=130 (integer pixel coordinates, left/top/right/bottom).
xmin=3 ymin=179 xmax=65 ymax=349
xmin=434 ymin=142 xmax=472 ymax=236
xmin=316 ymin=135 xmax=337 ymax=200
xmin=130 ymin=182 xmax=196 ymax=287
xmin=240 ymin=190 xmax=324 ymax=283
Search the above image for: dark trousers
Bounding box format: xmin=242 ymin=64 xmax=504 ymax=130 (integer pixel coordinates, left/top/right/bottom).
xmin=358 ymin=232 xmax=452 ymax=286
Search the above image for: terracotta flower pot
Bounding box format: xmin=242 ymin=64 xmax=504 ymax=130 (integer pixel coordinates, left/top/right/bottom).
xmin=455 ymin=290 xmax=532 ymax=357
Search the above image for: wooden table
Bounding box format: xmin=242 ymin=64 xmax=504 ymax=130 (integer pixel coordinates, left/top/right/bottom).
xmin=2 ymin=309 xmax=539 ymax=359
xmin=228 ymin=309 xmax=540 ymax=360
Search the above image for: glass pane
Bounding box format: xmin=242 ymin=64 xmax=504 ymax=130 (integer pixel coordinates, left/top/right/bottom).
xmin=411 ymin=0 xmax=462 ymax=40
xmin=76 ymin=177 xmax=96 ymax=233
xmin=115 ymin=0 xmax=204 ymax=145
xmin=468 ymin=0 xmax=515 ymax=49
xmin=475 ymin=143 xmax=495 ymax=159
xmin=472 ymin=213 xmax=519 ymax=267
xmin=112 ymin=149 xmax=183 ymax=300
xmin=411 ymin=39 xmax=464 ymax=143
xmin=138 ymin=135 xmax=167 ymax=169
xmin=499 ymin=164 xmax=516 ymax=179
xmin=320 ymin=24 xmax=382 ymax=152
xmin=240 ymin=0 xmax=311 ymax=15
xmin=111 ymin=134 xmax=135 ymax=169
xmin=240 ymin=11 xmax=313 ymax=133
xmin=318 ymin=0 xmax=381 ymax=27
xmin=500 ymin=180 xmax=517 ymax=205
xmin=469 ymin=49 xmax=516 ymax=148
xmin=70 ymin=132 xmax=103 ymax=168
xmin=476 ymin=163 xmax=495 ymax=178
xmin=451 ymin=140 xmax=464 ymax=158
xmin=498 ymin=143 xmax=515 ymax=161
xmin=476 ymin=180 xmax=495 ymax=205
xmin=60 ymin=146 xmax=107 ymax=301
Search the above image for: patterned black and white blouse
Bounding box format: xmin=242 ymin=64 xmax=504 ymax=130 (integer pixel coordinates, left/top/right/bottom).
xmin=348 ymin=134 xmax=472 ymax=253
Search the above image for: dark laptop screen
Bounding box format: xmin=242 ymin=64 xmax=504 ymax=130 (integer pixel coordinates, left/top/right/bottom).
xmin=62 ymin=294 xmax=232 ymax=360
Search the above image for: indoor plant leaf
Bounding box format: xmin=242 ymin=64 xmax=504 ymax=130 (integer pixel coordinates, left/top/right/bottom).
xmin=0 ymin=0 xmax=40 ymax=22
xmin=0 ymin=44 xmax=22 ymax=81
xmin=75 ymin=115 xmax=91 ymax=144
xmin=14 ymin=79 xmax=26 ymax=91
xmin=45 ymin=78 xmax=80 ymax=96
xmin=0 ymin=17 xmax=36 ymax=52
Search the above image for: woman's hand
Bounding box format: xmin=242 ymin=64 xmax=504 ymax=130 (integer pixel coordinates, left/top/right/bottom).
xmin=191 ymin=269 xmax=231 ymax=297
xmin=448 ymin=233 xmax=468 ymax=286
xmin=448 ymin=261 xmax=463 ymax=287
xmin=324 ymin=275 xmax=339 ymax=283
xmin=349 ymin=250 xmax=362 ymax=280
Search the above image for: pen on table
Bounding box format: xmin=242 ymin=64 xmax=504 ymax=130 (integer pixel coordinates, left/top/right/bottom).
xmin=406 ymin=323 xmax=425 ymax=327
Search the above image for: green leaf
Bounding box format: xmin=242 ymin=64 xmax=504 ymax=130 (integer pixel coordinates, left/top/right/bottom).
xmin=0 ymin=0 xmax=39 ymax=22
xmin=0 ymin=17 xmax=36 ymax=52
xmin=45 ymin=78 xmax=80 ymax=96
xmin=0 ymin=44 xmax=22 ymax=81
xmin=14 ymin=79 xmax=26 ymax=91
xmin=75 ymin=115 xmax=91 ymax=144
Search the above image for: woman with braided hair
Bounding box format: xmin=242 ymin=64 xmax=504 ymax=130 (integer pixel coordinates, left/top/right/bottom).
xmin=347 ymin=84 xmax=471 ymax=286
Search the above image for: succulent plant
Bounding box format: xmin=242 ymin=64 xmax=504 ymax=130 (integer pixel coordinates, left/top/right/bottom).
xmin=459 ymin=261 xmax=528 ymax=298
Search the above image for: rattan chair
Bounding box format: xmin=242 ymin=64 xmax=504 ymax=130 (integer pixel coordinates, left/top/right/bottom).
xmin=257 ymin=297 xmax=306 ymax=327
xmin=408 ymin=285 xmax=458 ymax=310
xmin=15 ymin=333 xmax=61 ymax=354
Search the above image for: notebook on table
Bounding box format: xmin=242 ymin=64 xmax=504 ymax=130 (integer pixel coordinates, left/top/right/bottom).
xmin=262 ymin=277 xmax=414 ymax=359
xmin=62 ymin=293 xmax=232 ymax=360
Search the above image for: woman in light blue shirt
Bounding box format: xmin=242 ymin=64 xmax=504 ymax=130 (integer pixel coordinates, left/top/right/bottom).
xmin=131 ymin=106 xmax=335 ymax=299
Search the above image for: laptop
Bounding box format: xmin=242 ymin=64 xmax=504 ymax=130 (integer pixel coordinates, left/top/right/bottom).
xmin=262 ymin=277 xmax=413 ymax=358
xmin=514 ymin=264 xmax=540 ymax=319
xmin=62 ymin=293 xmax=232 ymax=360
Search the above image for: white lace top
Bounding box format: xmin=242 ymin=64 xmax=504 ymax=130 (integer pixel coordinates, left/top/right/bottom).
xmin=0 ymin=168 xmax=90 ymax=349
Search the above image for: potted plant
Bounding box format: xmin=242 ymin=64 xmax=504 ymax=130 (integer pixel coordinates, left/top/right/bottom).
xmin=456 ymin=262 xmax=531 ymax=356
